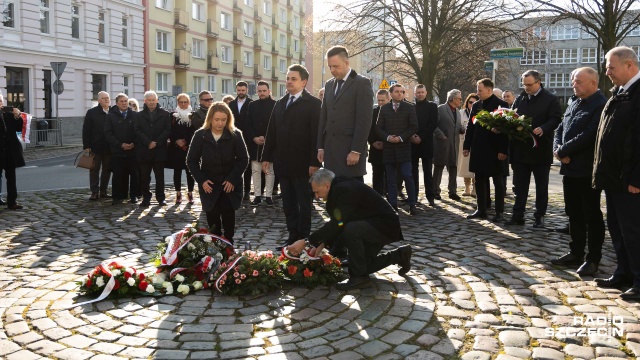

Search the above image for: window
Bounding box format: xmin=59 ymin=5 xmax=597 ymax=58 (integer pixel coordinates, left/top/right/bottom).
xmin=521 ymin=26 xmax=547 ymax=42
xmin=244 ymin=51 xmax=253 ymax=67
xmin=548 ymin=73 xmax=571 ymax=88
xmin=121 ymin=17 xmax=128 ymax=47
xmin=123 ymin=75 xmax=131 ymax=96
xmin=222 ymin=79 xmax=232 ymax=94
xmin=244 ymin=0 xmax=253 ymax=7
xmin=91 ymin=74 xmax=107 ymax=100
xmin=581 ymin=48 xmax=597 ymax=63
xmin=98 ymin=12 xmax=106 ymax=44
xmin=520 ymin=50 xmax=547 ymax=65
xmin=71 ymin=5 xmax=80 ymax=39
xmin=221 ymin=12 xmax=231 ymax=30
xmin=550 ymin=24 xmax=579 ymax=40
xmin=263 ymin=55 xmax=271 ymax=69
xmin=2 ymin=0 xmax=15 ymax=28
xmin=244 ymin=21 xmax=253 ymax=37
xmin=40 ymin=0 xmax=50 ymax=34
xmin=192 ymin=1 xmax=203 ymax=21
xmin=156 ymin=0 xmax=169 ymax=9
xmin=294 ymin=16 xmax=299 ymax=29
xmin=279 ymin=59 xmax=286 ymax=72
xmin=629 ymin=26 xmax=640 ymax=37
xmin=279 ymin=33 xmax=286 ymax=48
xmin=208 ymin=75 xmax=217 ymax=93
xmin=193 ymin=76 xmax=204 ymax=93
xmin=263 ymin=28 xmax=272 ymax=43
xmin=550 ymin=49 xmax=578 ymax=64
xmin=192 ymin=39 xmax=204 ymax=58
xmin=279 ymin=8 xmax=286 ymax=23
xmin=293 ymin=39 xmax=299 ymax=52
xmin=221 ymin=45 xmax=231 ymax=62
xmin=631 ymin=46 xmax=640 ymax=61
xmin=157 ymin=73 xmax=169 ymax=92
xmin=156 ymin=31 xmax=170 ymax=52
xmin=581 ymin=27 xmax=596 ymax=39
xmin=279 ymin=84 xmax=285 ymax=97
xmin=263 ymin=1 xmax=271 ymax=15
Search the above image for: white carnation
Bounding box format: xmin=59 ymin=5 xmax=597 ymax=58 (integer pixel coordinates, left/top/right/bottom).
xmin=152 ymin=273 xmax=166 ymax=284
xmin=215 ymin=252 xmax=223 ymax=260
xmin=111 ymin=269 xmax=121 ymax=277
xmin=177 ymin=284 xmax=190 ymax=295
xmin=203 ymin=235 xmax=212 ymax=243
xmin=146 ymin=284 xmax=155 ymax=293
xmin=127 ymin=277 xmax=135 ymax=286
xmin=125 ymin=267 xmax=135 ymax=275
xmin=193 ymin=281 xmax=203 ymax=290
xmin=96 ymin=276 xmax=105 ymax=287
xmin=165 ymin=286 xmax=173 ymax=294
xmin=187 ymin=243 xmax=196 ymax=251
xmin=175 ymin=274 xmax=185 ymax=283
xmin=165 ymin=236 xmax=173 ymax=244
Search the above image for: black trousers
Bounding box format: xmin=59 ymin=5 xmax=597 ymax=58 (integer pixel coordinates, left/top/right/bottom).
xmin=563 ymin=176 xmax=605 ymax=262
xmin=475 ymin=174 xmax=504 ymax=213
xmin=512 ymin=162 xmax=550 ymax=218
xmin=206 ymin=193 xmax=235 ymax=243
xmin=139 ymin=161 xmax=166 ymax=202
xmin=371 ymin=162 xmax=386 ymax=196
xmin=343 ymin=221 xmax=402 ymax=277
xmin=605 ymin=190 xmax=640 ymax=286
xmin=173 ymin=167 xmax=195 ymax=193
xmin=111 ymin=156 xmax=140 ymax=200
xmin=412 ymin=153 xmax=434 ymax=201
xmin=2 ymin=166 xmax=17 ymax=206
xmin=89 ymin=152 xmax=112 ymax=193
xmin=243 ymin=167 xmax=251 ymax=194
xmin=280 ymin=176 xmax=312 ymax=243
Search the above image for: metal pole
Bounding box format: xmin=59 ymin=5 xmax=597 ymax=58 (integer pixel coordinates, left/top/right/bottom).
xmin=492 ymin=60 xmax=496 ymax=84
xmin=55 ymin=65 xmax=63 ymax=146
xmin=382 ymin=4 xmax=386 ymax=81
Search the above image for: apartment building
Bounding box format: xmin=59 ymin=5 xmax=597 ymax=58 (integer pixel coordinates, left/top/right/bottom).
xmin=146 ymin=0 xmax=309 ymax=100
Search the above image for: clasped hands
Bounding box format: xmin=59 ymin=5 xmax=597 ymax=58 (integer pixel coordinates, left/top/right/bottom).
xmin=202 ymin=180 xmax=234 ymax=193
xmin=287 ymin=239 xmax=325 ymax=257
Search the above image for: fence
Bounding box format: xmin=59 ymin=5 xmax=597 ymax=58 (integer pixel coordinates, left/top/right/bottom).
xmin=27 ymin=118 xmax=63 ymax=147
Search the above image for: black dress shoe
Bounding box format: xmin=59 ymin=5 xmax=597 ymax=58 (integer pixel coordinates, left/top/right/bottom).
xmin=505 ymin=216 xmax=525 ymax=225
xmin=492 ymin=213 xmax=504 ymax=222
xmin=398 ymin=245 xmax=412 ymax=276
xmin=427 ymin=198 xmax=435 ymax=207
xmin=89 ymin=192 xmax=99 ymax=201
xmin=620 ymin=286 xmax=640 ymax=300
xmin=158 ymin=201 xmax=168 ymax=206
xmin=409 ymin=205 xmax=417 ymax=215
xmin=467 ymin=211 xmax=487 ymax=219
xmin=555 ymin=224 xmax=570 ymax=234
xmin=140 ymin=200 xmax=151 ymax=207
xmin=243 ymin=193 xmax=250 ymax=201
xmin=594 ymin=276 xmax=633 ymax=289
xmin=576 ymin=261 xmax=599 ymax=277
xmin=532 ymin=216 xmax=545 ymax=229
xmin=7 ymin=204 xmax=23 ymax=210
xmin=449 ymin=194 xmax=461 ymax=201
xmin=111 ymin=198 xmax=124 ymax=205
xmin=336 ymin=276 xmax=372 ymax=291
xmin=434 ymin=195 xmax=442 ymax=200
xmin=551 ymin=252 xmax=584 ymax=266
xmin=129 ymin=197 xmax=138 ymax=204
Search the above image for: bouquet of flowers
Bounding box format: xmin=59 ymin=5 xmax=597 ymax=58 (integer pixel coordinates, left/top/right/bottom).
xmin=212 ymin=250 xmax=284 ymax=296
xmin=77 ymin=261 xmax=153 ymax=301
xmin=472 ymin=108 xmax=534 ymax=144
xmin=279 ymin=246 xmax=346 ymax=288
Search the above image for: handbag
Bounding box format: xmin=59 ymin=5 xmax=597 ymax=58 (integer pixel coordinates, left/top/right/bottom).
xmin=74 ymin=150 xmax=96 ymax=170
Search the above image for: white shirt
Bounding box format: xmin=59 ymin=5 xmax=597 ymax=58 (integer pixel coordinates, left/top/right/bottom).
xmin=236 ymin=97 xmax=247 ymax=112
xmin=620 ymin=70 xmax=640 ymax=93
xmin=288 ymin=90 xmax=304 ymax=103
xmin=334 ymin=68 xmax=352 ymax=94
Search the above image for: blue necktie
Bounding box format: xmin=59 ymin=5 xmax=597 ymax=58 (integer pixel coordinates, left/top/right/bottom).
xmin=122 ymin=111 xmax=127 ymax=118
xmin=286 ymin=96 xmax=295 ymax=109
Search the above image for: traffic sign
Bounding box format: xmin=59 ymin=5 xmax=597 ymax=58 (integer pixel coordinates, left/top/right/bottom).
xmin=53 ymin=80 xmax=64 ymax=95
xmin=489 ymin=47 xmax=525 ymax=59
xmin=389 ymin=80 xmax=397 ymax=86
xmin=379 ymin=79 xmax=389 ymax=89
xmin=50 ymin=62 xmax=67 ymax=78
xmin=484 ymin=61 xmax=495 ymax=71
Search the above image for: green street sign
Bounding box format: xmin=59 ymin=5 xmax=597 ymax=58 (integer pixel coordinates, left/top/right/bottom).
xmin=490 ymin=47 xmax=525 ymax=59
xmin=484 ymin=61 xmax=495 ymax=71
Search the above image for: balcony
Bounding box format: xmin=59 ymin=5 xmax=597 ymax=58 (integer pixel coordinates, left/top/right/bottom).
xmin=175 ymin=49 xmax=190 ymax=69
xmin=174 ymin=9 xmax=189 ymax=31
xmin=254 ymin=67 xmax=263 ymax=80
xmin=287 ymin=23 xmax=293 ymax=34
xmin=271 ymin=67 xmax=278 ymax=80
xmin=207 ymin=55 xmax=220 ymax=73
xmin=287 ymin=46 xmax=293 ymax=58
xmin=271 ymin=17 xmax=279 ymax=28
xmin=207 ymin=20 xmax=219 ymax=38
xmin=286 ymin=0 xmax=293 ymax=9
xmin=233 ymin=27 xmax=243 ymax=44
xmin=271 ymin=44 xmax=279 ymax=55
xmin=254 ymin=10 xmax=262 ymax=22
xmin=233 ymin=60 xmax=244 ymax=76
xmin=254 ymin=37 xmax=261 ymax=50
xmin=233 ymin=0 xmax=242 ymax=13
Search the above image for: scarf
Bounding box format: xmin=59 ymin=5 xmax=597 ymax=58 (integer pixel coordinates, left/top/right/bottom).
xmin=174 ymin=106 xmax=193 ymax=126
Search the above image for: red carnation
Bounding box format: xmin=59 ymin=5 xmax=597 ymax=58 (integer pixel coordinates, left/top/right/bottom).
xmin=86 ymin=278 xmax=92 ymax=287
xmin=124 ymin=272 xmax=131 ymax=279
xmin=138 ymin=281 xmax=148 ymax=291
xmin=138 ymin=273 xmax=146 ymax=281
xmin=322 ymin=255 xmax=332 ymax=265
xmin=303 ymin=268 xmax=313 ymax=278
xmin=198 ymin=228 xmax=209 ymax=233
xmin=288 ymin=265 xmax=298 ymax=275
xmin=113 ymin=279 xmax=120 ymax=290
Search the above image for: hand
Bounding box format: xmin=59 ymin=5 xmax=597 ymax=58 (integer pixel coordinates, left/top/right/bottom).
xmin=491 ymin=128 xmax=500 ymax=134
xmin=497 ymin=153 xmax=507 ymax=161
xmin=287 ymin=239 xmax=307 ymax=256
xmin=202 ymin=180 xmax=214 ymax=193
xmin=84 ymin=148 xmax=91 ymax=153
xmin=629 ymin=185 xmax=640 ymax=194
xmin=176 ymin=139 xmax=186 ymax=147
xmin=459 ymin=128 xmax=466 ymax=135
xmin=310 ymin=243 xmax=325 ymax=257
xmin=309 ymin=166 xmax=319 ymax=177
xmin=222 ymin=181 xmax=234 ymax=193
xmin=253 ymin=137 xmax=262 ymax=145
xmin=258 ymin=136 xmax=265 ymax=145
xmin=560 ymin=157 xmax=570 ymax=164
xmin=317 ymin=149 xmax=324 ymax=163
xmin=533 ymin=127 xmax=543 ymax=136
xmin=463 ymin=150 xmax=469 ymax=157
xmin=149 ymin=141 xmax=157 ymax=150
xmin=372 ymin=141 xmax=383 ymax=150
xmin=262 ymin=161 xmax=271 ymax=175
xmin=389 ymin=136 xmax=400 ymax=143
xmin=553 ymin=151 xmax=560 ymax=160
xmin=346 ymin=152 xmax=360 ymax=166
xmin=12 ymin=108 xmax=21 ymax=118
xmin=411 ymin=135 xmax=421 ymax=144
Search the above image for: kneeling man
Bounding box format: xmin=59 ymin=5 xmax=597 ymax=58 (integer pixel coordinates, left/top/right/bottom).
xmin=288 ymin=168 xmax=412 ymax=290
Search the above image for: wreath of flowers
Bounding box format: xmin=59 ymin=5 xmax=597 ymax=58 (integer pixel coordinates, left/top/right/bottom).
xmin=77 ymin=262 xmax=153 ymax=300
xmin=211 ymin=250 xmax=284 ymax=296
xmin=279 ymin=246 xmax=346 ymax=288
xmin=472 ymin=108 xmax=534 ymax=144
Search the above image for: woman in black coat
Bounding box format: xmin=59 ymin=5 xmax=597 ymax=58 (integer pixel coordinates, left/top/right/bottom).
xmin=167 ymin=93 xmax=195 ymax=204
xmin=187 ymin=102 xmax=249 ymax=244
xmin=0 ymin=95 xmax=25 ymax=210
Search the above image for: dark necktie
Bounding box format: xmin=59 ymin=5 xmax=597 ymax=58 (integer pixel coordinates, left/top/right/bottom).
xmin=335 ymin=80 xmax=345 ymax=96
xmin=286 ymin=96 xmax=295 ymax=109
xmin=393 ymin=102 xmax=399 ymax=112
xmin=122 ymin=111 xmax=127 ymax=118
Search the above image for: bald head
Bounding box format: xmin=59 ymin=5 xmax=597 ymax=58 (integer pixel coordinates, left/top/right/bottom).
xmin=572 ymin=67 xmax=599 ymax=99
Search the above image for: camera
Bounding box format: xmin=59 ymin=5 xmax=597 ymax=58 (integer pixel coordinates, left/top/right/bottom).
xmin=2 ymin=106 xmax=14 ymax=113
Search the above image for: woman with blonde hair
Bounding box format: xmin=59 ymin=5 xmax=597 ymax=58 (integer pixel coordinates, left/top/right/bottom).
xmin=167 ymin=93 xmax=195 ymax=203
xmin=187 ymin=102 xmax=249 ymax=243
xmin=128 ymin=98 xmax=140 ymax=112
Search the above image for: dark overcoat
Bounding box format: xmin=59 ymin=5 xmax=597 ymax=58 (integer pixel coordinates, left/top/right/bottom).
xmin=463 ymin=95 xmax=509 ymax=175
xmin=245 ymin=97 xmax=276 ymax=161
xmin=104 ymin=106 xmax=136 ymax=158
xmin=375 ymin=101 xmax=419 ymax=164
xmin=134 ymin=105 xmax=172 ymax=162
xmin=0 ymin=112 xmax=25 ymax=169
xmin=412 ymin=99 xmax=439 ymax=159
xmin=82 ymin=106 xmax=110 ymax=154
xmin=367 ymin=106 xmax=384 ymax=165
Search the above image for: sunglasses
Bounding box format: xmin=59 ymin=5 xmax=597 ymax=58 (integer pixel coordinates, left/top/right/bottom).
xmin=201 ymin=98 xmax=214 ymax=102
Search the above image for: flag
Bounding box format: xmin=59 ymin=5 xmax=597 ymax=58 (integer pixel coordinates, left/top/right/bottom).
xmin=19 ymin=113 xmax=32 ymax=144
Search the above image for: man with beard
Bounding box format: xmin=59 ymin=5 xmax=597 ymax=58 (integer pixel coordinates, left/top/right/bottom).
xmin=247 ymin=80 xmax=277 ymax=206
xmin=229 ymin=81 xmax=254 ymax=200
xmin=411 ymin=84 xmax=439 ymax=206
xmin=191 ymin=91 xmax=213 ymax=129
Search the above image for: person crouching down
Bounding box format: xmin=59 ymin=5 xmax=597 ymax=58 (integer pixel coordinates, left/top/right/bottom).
xmin=287 ymin=168 xmax=412 ymax=291
xmin=187 ymin=102 xmax=249 ymax=244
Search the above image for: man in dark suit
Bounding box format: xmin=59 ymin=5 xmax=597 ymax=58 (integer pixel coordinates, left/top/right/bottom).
xmin=592 ymin=46 xmax=640 ymax=300
xmin=287 ymin=168 xmax=412 ymax=290
xmin=190 ymin=90 xmax=213 ymax=130
xmin=262 ymin=64 xmax=322 ymax=250
xmin=134 ymin=91 xmax=172 ymax=207
xmin=82 ymin=91 xmax=112 ymax=200
xmin=0 ymin=92 xmax=25 ymax=210
xmin=411 ymin=84 xmax=439 ymax=206
xmin=463 ymin=78 xmax=509 ymax=221
xmin=368 ymin=89 xmax=391 ymax=195
xmin=376 ymin=84 xmax=419 ymax=215
xmin=318 ymin=45 xmax=374 ymax=180
xmin=508 ymin=70 xmax=562 ymax=228
xmin=229 ymin=81 xmax=254 ymax=200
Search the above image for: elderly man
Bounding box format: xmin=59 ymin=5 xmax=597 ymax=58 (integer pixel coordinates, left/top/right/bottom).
xmin=434 ymin=89 xmax=464 ymax=201
xmin=502 ymin=90 xmax=515 ymax=107
xmin=550 ymin=67 xmax=607 ymax=277
xmin=318 ymin=45 xmax=374 ymax=180
xmin=0 ymin=92 xmax=25 ymax=210
xmin=287 ymin=168 xmax=412 ymax=291
xmin=593 ymin=47 xmax=640 ymax=300
xmin=82 ymin=91 xmax=112 ymax=200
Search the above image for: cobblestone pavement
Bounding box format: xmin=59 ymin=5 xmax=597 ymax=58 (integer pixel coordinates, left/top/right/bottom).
xmin=1 ymin=187 xmax=639 ymax=360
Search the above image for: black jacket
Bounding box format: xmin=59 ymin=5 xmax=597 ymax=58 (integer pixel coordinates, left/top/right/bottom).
xmin=82 ymin=106 xmax=110 ymax=154
xmin=413 ymin=99 xmax=439 ymax=158
xmin=190 ymin=105 xmax=208 ymax=130
xmin=262 ymin=90 xmax=322 ymax=177
xmin=554 ymin=91 xmax=607 ymax=178
xmin=368 ymin=106 xmax=384 ymax=165
xmin=104 ymin=106 xmax=137 ymax=158
xmin=511 ymin=87 xmax=562 ymax=165
xmin=229 ymin=97 xmax=253 ymax=137
xmin=167 ymin=111 xmax=199 ymax=169
xmin=309 ymin=176 xmax=402 ymax=248
xmin=0 ymin=112 xmax=25 ymax=169
xmin=246 ymin=97 xmax=276 ymax=161
xmin=464 ymin=95 xmax=509 ymax=175
xmin=593 ymin=80 xmax=640 ymax=191
xmin=134 ymin=105 xmax=172 ymax=162
xmin=187 ymin=128 xmax=249 ymax=211
xmin=376 ymin=101 xmax=419 ymax=164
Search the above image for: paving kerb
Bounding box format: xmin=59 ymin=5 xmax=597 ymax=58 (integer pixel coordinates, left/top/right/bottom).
xmin=0 ymin=185 xmax=639 ymax=359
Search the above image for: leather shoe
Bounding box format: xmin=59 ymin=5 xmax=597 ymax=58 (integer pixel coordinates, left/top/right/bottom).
xmin=594 ymin=276 xmax=633 ymax=289
xmin=7 ymin=204 xmax=23 ymax=210
xmin=467 ymin=211 xmax=487 ymax=219
xmin=89 ymin=192 xmax=99 ymax=201
xmin=551 ymin=252 xmax=584 ymax=266
xmin=576 ymin=261 xmax=599 ymax=277
xmin=99 ymin=192 xmax=111 ymax=199
xmin=336 ymin=276 xmax=372 ymax=291
xmin=339 ymin=258 xmax=349 ymax=267
xmin=139 ymin=200 xmax=151 ymax=207
xmin=620 ymin=286 xmax=640 ymax=300
xmin=434 ymin=195 xmax=442 ymax=200
xmin=555 ymin=224 xmax=570 ymax=235
xmin=129 ymin=197 xmax=138 ymax=204
xmin=505 ymin=216 xmax=524 ymax=225
xmin=427 ymin=199 xmax=435 ymax=207
xmin=492 ymin=213 xmax=504 ymax=222
xmin=398 ymin=245 xmax=412 ymax=276
xmin=449 ymin=194 xmax=461 ymax=201
xmin=532 ymin=216 xmax=545 ymax=229
xmin=409 ymin=205 xmax=417 ymax=215
xmin=158 ymin=201 xmax=168 ymax=206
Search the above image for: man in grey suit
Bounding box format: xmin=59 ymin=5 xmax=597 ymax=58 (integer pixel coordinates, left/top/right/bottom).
xmin=433 ymin=89 xmax=464 ymax=201
xmin=318 ymin=46 xmax=374 ymax=181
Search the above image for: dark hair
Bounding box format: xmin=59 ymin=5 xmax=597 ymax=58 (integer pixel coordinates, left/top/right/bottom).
xmin=236 ymin=81 xmax=249 ymax=88
xmin=522 ymin=70 xmax=542 ymax=83
xmin=326 ymin=45 xmax=349 ymax=60
xmin=376 ymin=89 xmax=390 ymax=97
xmin=198 ymin=90 xmax=211 ymax=99
xmin=389 ymin=84 xmax=404 ymax=93
xmin=476 ymin=78 xmax=494 ymax=89
xmin=257 ymin=80 xmax=270 ymax=89
xmin=288 ymin=64 xmax=309 ymax=81
xmin=464 ymin=93 xmax=479 ymax=106
xmin=415 ymin=84 xmax=426 ymax=90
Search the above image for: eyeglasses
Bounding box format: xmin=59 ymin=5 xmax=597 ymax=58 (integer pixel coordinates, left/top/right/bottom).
xmin=201 ymin=98 xmax=214 ymax=102
xmin=178 ymin=100 xmax=190 ymax=104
